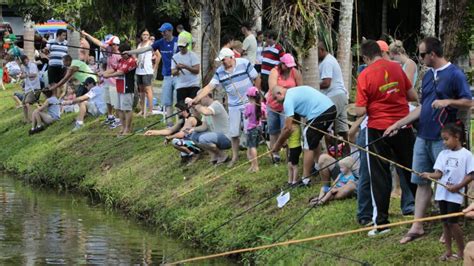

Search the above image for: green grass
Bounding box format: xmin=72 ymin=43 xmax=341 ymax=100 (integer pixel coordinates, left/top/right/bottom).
xmin=0 ymin=84 xmax=471 ymax=265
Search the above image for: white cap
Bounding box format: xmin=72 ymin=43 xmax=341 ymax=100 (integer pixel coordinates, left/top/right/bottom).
xmin=215 ymin=48 xmax=234 ymax=61
xmin=106 ymin=36 xmax=120 ymax=45
xmin=177 ymin=35 xmax=188 ymax=47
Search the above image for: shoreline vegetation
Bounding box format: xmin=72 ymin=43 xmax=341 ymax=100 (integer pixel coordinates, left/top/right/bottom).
xmin=1 ymin=84 xmax=472 ymax=264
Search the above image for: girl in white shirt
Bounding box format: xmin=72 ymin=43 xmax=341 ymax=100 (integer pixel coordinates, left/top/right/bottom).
xmin=421 ymin=122 xmax=474 ymax=261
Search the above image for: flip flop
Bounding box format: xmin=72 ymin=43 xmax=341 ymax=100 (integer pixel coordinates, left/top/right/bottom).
xmin=438 ymin=254 xmax=452 ymax=261
xmin=400 ymin=232 xmax=425 ymax=244
xmin=448 ymin=254 xmax=461 ymax=261
xmin=216 ymin=156 xmax=230 ymax=165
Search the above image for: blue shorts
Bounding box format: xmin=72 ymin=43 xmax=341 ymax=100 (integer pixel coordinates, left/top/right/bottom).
xmin=267 ymin=108 xmax=286 ymax=135
xmin=191 ymin=131 xmax=231 ymax=150
xmin=411 ymin=137 xmax=444 ymax=185
xmin=161 ymin=76 xmax=175 ymax=107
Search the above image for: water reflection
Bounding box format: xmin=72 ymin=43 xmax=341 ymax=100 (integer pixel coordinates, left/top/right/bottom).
xmin=0 ymin=175 xmax=232 ymax=265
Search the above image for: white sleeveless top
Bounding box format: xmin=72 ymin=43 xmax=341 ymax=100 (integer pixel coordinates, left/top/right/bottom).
xmin=136 ymin=41 xmax=154 ymax=75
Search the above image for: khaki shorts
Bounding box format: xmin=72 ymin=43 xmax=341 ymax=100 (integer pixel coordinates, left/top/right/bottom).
xmin=117 ymin=93 xmax=134 ymax=111
xmin=23 ymin=90 xmax=40 ymax=104
xmin=103 ymin=85 xmax=118 ymax=108
xmin=329 ymin=93 xmax=349 ymax=134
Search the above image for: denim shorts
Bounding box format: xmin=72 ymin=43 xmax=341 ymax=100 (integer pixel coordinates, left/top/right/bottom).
xmin=191 ymin=131 xmax=231 ymax=150
xmin=411 ymin=137 xmax=444 ymax=185
xmin=161 ymin=76 xmax=175 ymax=107
xmin=267 ymin=108 xmax=286 ymax=135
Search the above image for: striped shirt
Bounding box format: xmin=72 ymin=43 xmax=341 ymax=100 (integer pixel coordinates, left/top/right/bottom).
xmin=210 ymin=58 xmax=258 ymax=107
xmin=261 ymin=43 xmax=284 ymax=76
xmin=46 ymin=39 xmax=68 ymax=67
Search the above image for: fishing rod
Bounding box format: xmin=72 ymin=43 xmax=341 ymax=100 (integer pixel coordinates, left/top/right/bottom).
xmin=22 ymin=38 xmax=124 ymax=56
xmin=166 ymin=212 xmax=466 ymax=265
xmin=115 ymin=107 xmax=187 ymax=144
xmin=163 ymin=133 xmax=378 ymax=263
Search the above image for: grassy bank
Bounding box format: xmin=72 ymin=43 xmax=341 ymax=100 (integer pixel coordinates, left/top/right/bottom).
xmin=0 ymin=84 xmax=472 ymax=265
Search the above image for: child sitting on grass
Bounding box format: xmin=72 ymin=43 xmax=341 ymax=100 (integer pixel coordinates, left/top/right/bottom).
xmin=420 ymin=122 xmax=474 ymax=261
xmin=287 ymin=115 xmax=301 ymax=185
xmin=244 ymin=86 xmax=265 ymax=173
xmin=29 ymin=89 xmax=60 ymax=135
xmin=61 ymin=84 xmax=79 ymax=113
xmin=309 ymin=156 xmax=357 ymax=206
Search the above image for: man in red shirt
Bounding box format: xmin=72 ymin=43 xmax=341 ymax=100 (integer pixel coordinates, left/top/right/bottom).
xmin=102 ymin=43 xmax=137 ymax=135
xmin=355 ymin=40 xmax=418 ymax=236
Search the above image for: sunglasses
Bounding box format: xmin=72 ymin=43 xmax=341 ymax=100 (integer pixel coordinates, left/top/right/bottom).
xmin=418 ymin=51 xmax=428 ymax=58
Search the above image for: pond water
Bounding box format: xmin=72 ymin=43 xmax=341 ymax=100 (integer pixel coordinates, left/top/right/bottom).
xmin=0 ymin=174 xmax=233 ymax=265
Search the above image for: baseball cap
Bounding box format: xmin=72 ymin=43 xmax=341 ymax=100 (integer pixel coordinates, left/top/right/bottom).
xmin=376 ymin=40 xmax=389 ymax=52
xmin=177 ymin=35 xmax=188 ymax=47
xmin=159 ymin=22 xmax=173 ymax=32
xmin=215 ymin=48 xmax=235 ymax=61
xmin=106 ymin=36 xmax=120 ymax=45
xmin=175 ymin=101 xmax=188 ymax=111
xmin=246 ymin=86 xmax=259 ymax=97
xmin=280 ymin=53 xmax=296 ymax=68
xmin=83 ymin=77 xmax=96 ymax=85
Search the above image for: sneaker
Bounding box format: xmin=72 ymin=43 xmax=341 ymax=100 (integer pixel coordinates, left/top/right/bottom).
xmin=368 ymin=228 xmax=391 ymax=237
xmin=72 ymin=123 xmax=84 ymax=132
xmin=180 ymin=155 xmax=191 ymax=165
xmin=109 ymin=121 xmax=122 ymax=129
xmin=166 ymin=122 xmax=174 ymax=128
xmin=103 ymin=117 xmax=115 ymax=125
xmin=358 ymin=219 xmax=374 ymax=227
xmin=273 ymin=155 xmax=281 ymax=165
xmin=35 ymin=125 xmax=45 ymax=133
xmin=187 ymin=153 xmax=201 ymax=166
xmin=301 ymin=177 xmax=311 ymax=186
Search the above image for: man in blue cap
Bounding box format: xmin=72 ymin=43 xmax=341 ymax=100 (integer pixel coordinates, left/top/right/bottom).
xmin=125 ymin=22 xmax=178 ymax=126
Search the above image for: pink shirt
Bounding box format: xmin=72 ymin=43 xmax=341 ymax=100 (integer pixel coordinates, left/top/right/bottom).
xmin=245 ymin=102 xmax=267 ymax=130
xmin=266 ymin=67 xmax=298 ymax=111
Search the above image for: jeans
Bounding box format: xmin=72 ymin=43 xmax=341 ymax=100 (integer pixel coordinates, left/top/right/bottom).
xmin=356 ymin=127 xmax=373 ymax=221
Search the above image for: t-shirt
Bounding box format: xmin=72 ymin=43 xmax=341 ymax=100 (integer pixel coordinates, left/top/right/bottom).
xmin=6 ymin=61 xmax=21 ymax=75
xmin=151 ymin=37 xmax=178 ymax=76
xmin=261 ymin=43 xmax=285 ymax=76
xmin=136 ymin=42 xmax=154 ymax=75
xmin=178 ymin=30 xmax=193 ymax=51
xmin=85 ymin=85 xmax=107 ymax=114
xmin=205 ymin=100 xmax=229 ymax=137
xmin=70 ymin=60 xmax=98 ymax=83
xmin=22 ymin=62 xmax=40 ymax=92
xmin=434 ymin=147 xmax=474 ymax=204
xmin=418 ymin=63 xmax=472 ymax=140
xmin=355 ymin=59 xmax=412 ymax=130
xmin=288 ymin=124 xmax=301 ymax=149
xmin=116 ymin=57 xmax=137 ymax=94
xmin=47 ymin=96 xmax=61 ymax=120
xmin=319 ymin=54 xmax=347 ymax=97
xmin=245 ymin=102 xmax=266 ymax=130
xmin=266 ymin=67 xmax=298 ymax=111
xmin=46 ymin=39 xmax=68 ymax=67
xmin=336 ymin=173 xmax=356 ymax=188
xmin=242 ymin=34 xmax=257 ymax=65
xmin=210 ymin=58 xmax=258 ymax=107
xmin=106 ymin=54 xmax=121 ymax=86
xmin=283 ymin=86 xmax=334 ymax=121
xmin=171 ymin=51 xmax=200 ymax=89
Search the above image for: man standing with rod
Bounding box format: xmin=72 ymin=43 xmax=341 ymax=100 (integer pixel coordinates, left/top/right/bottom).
xmin=188 ymin=48 xmax=260 ymax=167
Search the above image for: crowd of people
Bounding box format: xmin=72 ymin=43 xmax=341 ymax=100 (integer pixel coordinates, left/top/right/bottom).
xmin=3 ymin=21 xmax=474 ymax=262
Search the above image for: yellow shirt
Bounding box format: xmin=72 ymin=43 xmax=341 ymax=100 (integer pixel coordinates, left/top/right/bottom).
xmin=288 ymin=124 xmax=301 ymax=149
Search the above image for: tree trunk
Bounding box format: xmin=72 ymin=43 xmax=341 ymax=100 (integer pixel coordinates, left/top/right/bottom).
xmin=336 ymin=0 xmax=353 ymax=93
xmin=252 ymin=0 xmax=262 ymax=32
xmin=201 ymin=1 xmax=220 ymax=85
xmin=380 ymin=0 xmax=388 ymax=39
xmin=420 ymin=0 xmax=436 ymax=37
xmin=302 ymin=23 xmax=319 ymax=89
xmin=68 ymin=31 xmax=81 ymax=60
xmin=190 ymin=4 xmax=202 ymax=61
xmin=439 ymin=0 xmax=469 ymax=61
xmin=23 ymin=15 xmax=35 ymax=61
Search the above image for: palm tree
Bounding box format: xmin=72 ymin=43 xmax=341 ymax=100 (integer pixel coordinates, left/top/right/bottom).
xmin=189 ymin=4 xmax=202 ymax=63
xmin=252 ymin=0 xmax=263 ymax=32
xmin=336 ymin=0 xmax=353 ymax=92
xmin=439 ymin=0 xmax=470 ymax=61
xmin=267 ymin=0 xmax=330 ymax=88
xmin=420 ymin=0 xmax=436 ymax=37
xmin=23 ymin=14 xmax=35 ymax=61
